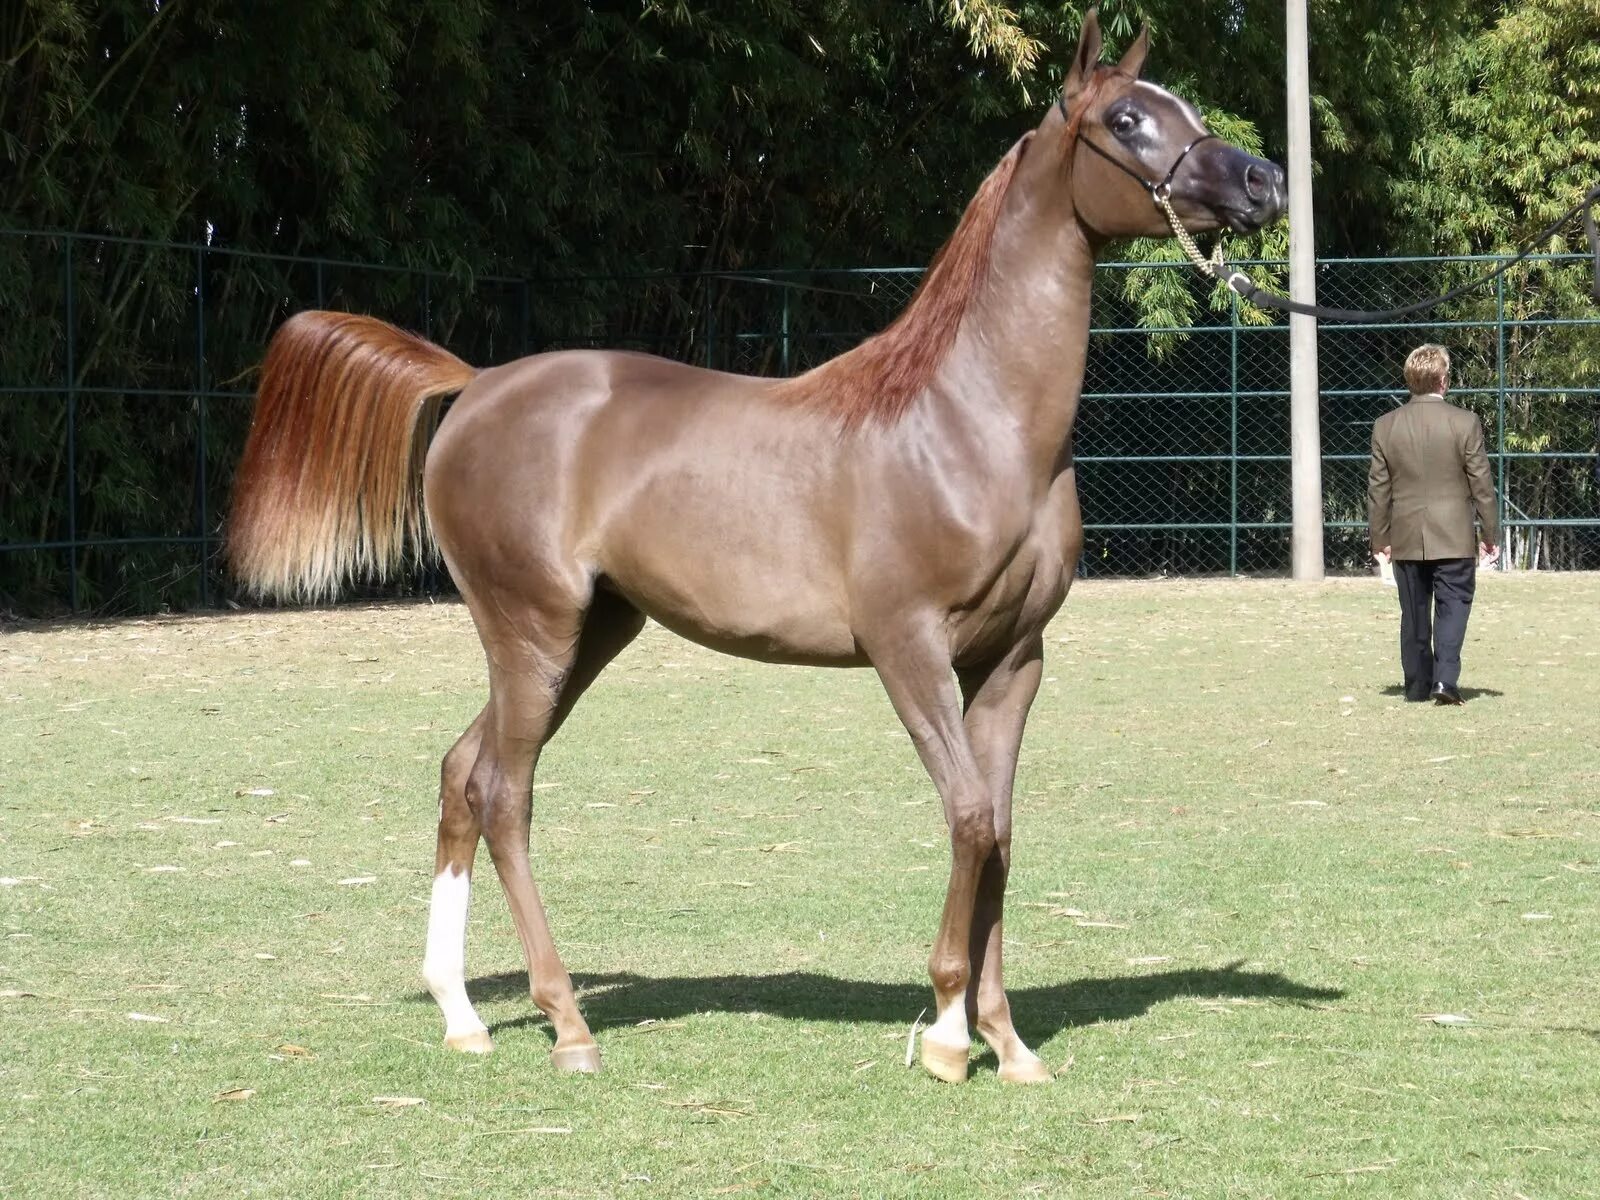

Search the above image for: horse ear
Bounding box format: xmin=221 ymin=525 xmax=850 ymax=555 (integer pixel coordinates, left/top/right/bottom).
xmin=1117 ymin=23 xmax=1150 ymax=79
xmin=1064 ymin=9 xmax=1103 ymax=99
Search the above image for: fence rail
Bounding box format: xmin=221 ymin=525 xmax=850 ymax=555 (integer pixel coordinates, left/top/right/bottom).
xmin=2 ymin=228 xmax=1596 ymax=615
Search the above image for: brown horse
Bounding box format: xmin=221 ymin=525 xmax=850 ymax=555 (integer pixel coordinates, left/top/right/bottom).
xmin=228 ymin=12 xmax=1284 ymax=1084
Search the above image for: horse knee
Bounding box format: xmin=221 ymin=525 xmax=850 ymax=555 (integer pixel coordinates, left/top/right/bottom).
xmin=948 ymin=800 xmax=998 ymax=860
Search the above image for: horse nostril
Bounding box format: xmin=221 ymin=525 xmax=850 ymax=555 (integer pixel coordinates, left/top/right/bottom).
xmin=1245 ymin=164 xmax=1270 ymax=204
xmin=1243 ymin=162 xmax=1287 ymax=210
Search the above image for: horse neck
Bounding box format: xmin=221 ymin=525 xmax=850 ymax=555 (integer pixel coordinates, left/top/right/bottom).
xmin=940 ymin=178 xmax=1097 ymax=482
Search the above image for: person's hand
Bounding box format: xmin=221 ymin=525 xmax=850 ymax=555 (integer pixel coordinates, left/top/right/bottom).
xmin=1479 ymin=540 xmax=1499 ymax=566
xmin=1373 ymin=546 xmax=1391 ymax=564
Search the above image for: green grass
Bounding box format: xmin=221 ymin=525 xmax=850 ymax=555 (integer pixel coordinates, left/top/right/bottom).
xmin=2 ymin=574 xmax=1598 ymax=1199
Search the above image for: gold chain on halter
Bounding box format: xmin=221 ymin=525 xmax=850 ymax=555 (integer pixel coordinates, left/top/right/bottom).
xmin=1155 ymin=190 xmax=1227 ymax=279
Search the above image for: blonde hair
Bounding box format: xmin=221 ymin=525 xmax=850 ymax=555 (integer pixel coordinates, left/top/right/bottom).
xmin=1404 ymin=344 xmax=1451 ymax=394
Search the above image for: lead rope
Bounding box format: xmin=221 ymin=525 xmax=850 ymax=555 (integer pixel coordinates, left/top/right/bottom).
xmin=1062 ymin=85 xmax=1600 ymax=318
xmin=1153 ymin=180 xmax=1600 ymax=323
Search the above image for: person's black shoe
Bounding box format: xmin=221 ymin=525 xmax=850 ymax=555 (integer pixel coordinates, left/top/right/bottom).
xmin=1431 ymin=683 xmax=1464 ymax=705
xmin=1405 ymin=683 xmax=1430 ymax=702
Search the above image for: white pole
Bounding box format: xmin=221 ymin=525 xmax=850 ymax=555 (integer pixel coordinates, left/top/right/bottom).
xmin=1286 ymin=0 xmax=1323 ymax=579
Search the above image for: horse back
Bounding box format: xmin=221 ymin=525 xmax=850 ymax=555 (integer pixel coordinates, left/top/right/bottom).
xmin=425 ymin=349 xmax=863 ymax=664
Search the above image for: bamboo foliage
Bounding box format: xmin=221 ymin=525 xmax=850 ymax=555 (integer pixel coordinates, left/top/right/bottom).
xmin=2 ymin=2 xmax=1597 ymax=609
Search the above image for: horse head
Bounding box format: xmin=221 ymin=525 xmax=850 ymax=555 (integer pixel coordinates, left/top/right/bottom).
xmin=1045 ymin=10 xmax=1286 ymax=243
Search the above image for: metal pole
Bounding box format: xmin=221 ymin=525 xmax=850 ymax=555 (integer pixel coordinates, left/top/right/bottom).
xmin=1286 ymin=0 xmax=1324 ymax=579
xmin=196 ymin=247 xmax=209 ymax=607
xmin=64 ymin=238 xmax=79 ymax=612
xmin=1495 ymin=269 xmax=1507 ymax=571
xmin=1230 ymin=291 xmax=1240 ymax=575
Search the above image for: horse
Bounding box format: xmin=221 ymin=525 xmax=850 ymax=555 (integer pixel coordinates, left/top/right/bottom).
xmin=227 ymin=10 xmax=1285 ymax=1085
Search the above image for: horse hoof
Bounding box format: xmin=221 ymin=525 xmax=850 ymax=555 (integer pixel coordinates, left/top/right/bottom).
xmin=551 ymin=1043 xmax=602 ymax=1075
xmin=919 ymin=1035 xmax=969 ymax=1084
xmin=445 ymin=1030 xmax=494 ymax=1055
xmin=997 ymin=1055 xmax=1052 ymax=1084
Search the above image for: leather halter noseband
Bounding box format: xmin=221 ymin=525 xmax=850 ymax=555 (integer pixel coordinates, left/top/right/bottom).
xmin=1056 ymin=91 xmax=1220 ymax=203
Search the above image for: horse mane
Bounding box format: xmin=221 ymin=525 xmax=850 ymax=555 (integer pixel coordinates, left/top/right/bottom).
xmin=770 ymin=133 xmax=1034 ymax=429
xmin=772 ymin=68 xmax=1116 ymax=430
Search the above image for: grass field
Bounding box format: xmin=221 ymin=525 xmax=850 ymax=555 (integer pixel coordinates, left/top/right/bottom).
xmin=2 ymin=574 xmax=1597 ymax=1199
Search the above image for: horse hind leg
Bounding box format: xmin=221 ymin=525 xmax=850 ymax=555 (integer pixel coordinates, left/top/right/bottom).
xmin=422 ymin=707 xmax=494 ymax=1053
xmin=469 ymin=591 xmax=646 ymax=1074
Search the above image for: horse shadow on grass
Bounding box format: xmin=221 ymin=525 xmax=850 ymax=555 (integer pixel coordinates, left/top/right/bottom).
xmin=418 ymin=962 xmax=1343 ymax=1049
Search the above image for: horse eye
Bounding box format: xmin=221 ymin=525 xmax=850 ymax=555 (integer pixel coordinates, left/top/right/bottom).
xmin=1110 ymin=112 xmax=1139 ymax=137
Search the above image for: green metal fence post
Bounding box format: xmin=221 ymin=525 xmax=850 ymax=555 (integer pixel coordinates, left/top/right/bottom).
xmin=1229 ymin=290 xmax=1240 ymax=575
xmin=64 ymin=237 xmax=78 ymax=612
xmin=781 ymin=286 xmax=791 ymax=376
xmin=196 ymin=247 xmax=210 ymax=607
xmin=1495 ymin=268 xmax=1507 ymax=571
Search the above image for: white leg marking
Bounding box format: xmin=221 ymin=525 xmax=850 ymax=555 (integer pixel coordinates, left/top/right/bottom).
xmin=923 ymin=996 xmax=971 ymax=1053
xmin=422 ymin=867 xmax=488 ymax=1043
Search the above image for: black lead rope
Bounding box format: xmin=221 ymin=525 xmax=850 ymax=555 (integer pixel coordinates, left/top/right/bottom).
xmin=1221 ymin=183 xmax=1600 ymax=323
xmin=1056 ymin=93 xmax=1600 ymax=321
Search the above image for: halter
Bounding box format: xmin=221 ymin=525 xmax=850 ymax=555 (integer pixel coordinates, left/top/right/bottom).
xmin=1056 ymin=88 xmax=1226 ymax=273
xmin=1056 ymin=91 xmax=1220 ymax=204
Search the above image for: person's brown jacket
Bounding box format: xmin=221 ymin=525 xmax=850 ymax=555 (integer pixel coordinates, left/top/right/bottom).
xmin=1368 ymin=393 xmax=1499 ymax=560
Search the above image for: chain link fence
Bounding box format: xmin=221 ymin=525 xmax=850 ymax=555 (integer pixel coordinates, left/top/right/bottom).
xmin=579 ymin=255 xmax=1597 ymax=580
xmin=3 ymin=228 xmax=1596 ymax=615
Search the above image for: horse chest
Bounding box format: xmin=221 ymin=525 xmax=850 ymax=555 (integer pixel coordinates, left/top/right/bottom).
xmin=950 ymin=492 xmax=1079 ymax=661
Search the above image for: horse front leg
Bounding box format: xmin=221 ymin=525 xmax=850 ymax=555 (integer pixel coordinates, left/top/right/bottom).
xmin=958 ymin=634 xmax=1050 ymax=1083
xmin=870 ymin=626 xmax=994 ymax=1084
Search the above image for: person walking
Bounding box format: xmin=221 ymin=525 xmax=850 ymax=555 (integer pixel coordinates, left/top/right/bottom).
xmin=1368 ymin=344 xmax=1500 ymax=705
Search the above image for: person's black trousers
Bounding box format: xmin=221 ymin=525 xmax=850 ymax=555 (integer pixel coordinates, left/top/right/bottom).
xmin=1393 ymin=557 xmax=1477 ymax=695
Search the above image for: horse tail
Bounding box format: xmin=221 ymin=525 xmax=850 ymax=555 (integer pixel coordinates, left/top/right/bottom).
xmin=227 ymin=310 xmax=478 ymax=602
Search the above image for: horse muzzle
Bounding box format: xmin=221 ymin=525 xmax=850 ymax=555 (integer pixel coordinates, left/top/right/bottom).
xmin=1217 ymin=151 xmax=1287 ymax=233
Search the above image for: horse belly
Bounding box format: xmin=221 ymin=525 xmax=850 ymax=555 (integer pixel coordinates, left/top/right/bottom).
xmin=595 ymin=492 xmax=860 ymax=667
